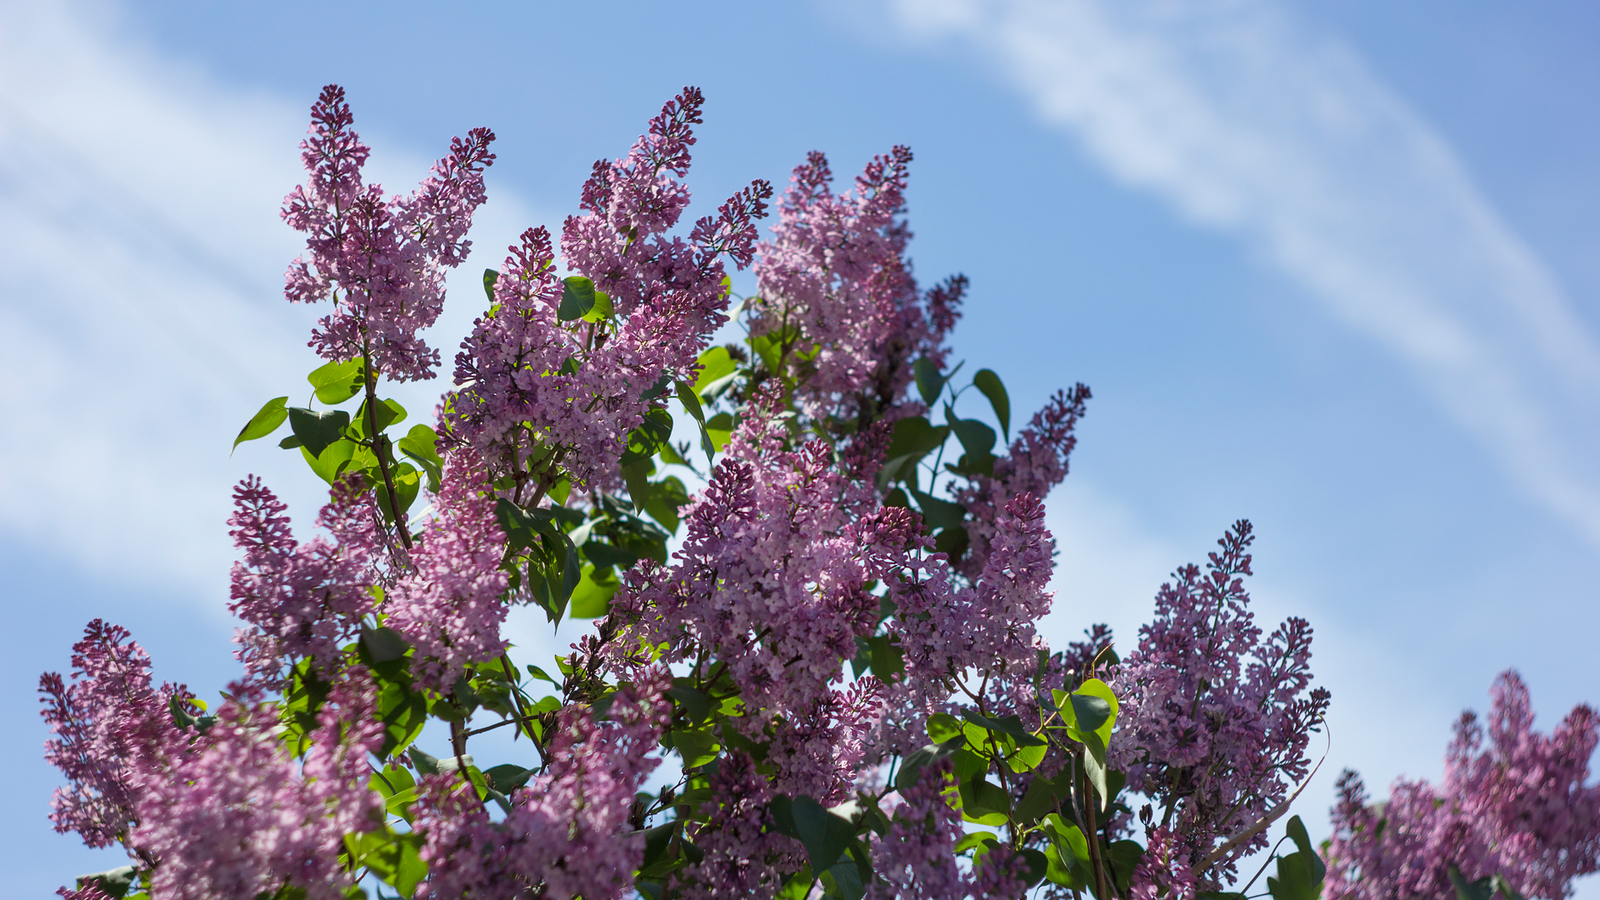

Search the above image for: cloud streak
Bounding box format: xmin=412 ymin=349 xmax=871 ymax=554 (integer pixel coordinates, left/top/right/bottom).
xmin=887 ymin=0 xmax=1600 ymax=545
xmin=0 ymin=0 xmax=535 ymax=602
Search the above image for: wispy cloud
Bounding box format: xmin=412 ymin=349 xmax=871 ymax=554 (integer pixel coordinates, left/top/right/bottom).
xmin=0 ymin=0 xmax=536 ymax=603
xmin=885 ymin=0 xmax=1600 ymax=546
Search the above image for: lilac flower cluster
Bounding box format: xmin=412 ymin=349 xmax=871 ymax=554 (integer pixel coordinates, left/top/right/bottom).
xmin=753 ymin=148 xmax=962 ymax=421
xmin=130 ymin=679 xmax=384 ymax=900
xmin=282 ymin=84 xmax=495 ymax=381
xmin=878 ymin=493 xmax=1058 ymax=754
xmin=611 ymin=394 xmax=912 ymax=802
xmin=38 ymin=621 xmax=188 ymax=851
xmin=1325 ymin=671 xmax=1600 ymax=900
xmin=870 ymin=761 xmax=999 ymax=900
xmin=449 ymin=89 xmax=771 ymax=492
xmin=953 ymin=384 xmax=1090 ymax=578
xmin=1110 ymin=521 xmax=1331 ymax=886
xmin=386 ymin=447 xmax=510 ymax=690
xmin=227 ymin=475 xmax=380 ymax=683
xmin=414 ymin=671 xmax=671 ymax=899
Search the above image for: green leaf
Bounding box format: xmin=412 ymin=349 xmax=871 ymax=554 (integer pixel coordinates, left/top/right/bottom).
xmin=693 ymin=345 xmax=737 ymax=394
xmin=483 ymin=763 xmax=534 ymax=794
xmin=1493 ymin=875 xmax=1526 ymax=900
xmin=927 ymin=713 xmax=963 ymax=744
xmin=568 ymin=565 xmax=620 ymax=619
xmin=644 ymin=475 xmax=689 ymax=534
xmin=667 ymin=682 xmax=714 ymax=723
xmin=961 ymin=709 xmax=1047 ymax=747
xmin=233 ymin=396 xmax=288 ymax=451
xmin=910 ymin=489 xmax=966 ymax=532
xmin=482 ymin=267 xmax=499 ymax=302
xmin=895 ymin=741 xmax=958 ymax=792
xmin=397 ymin=424 xmax=443 ymax=491
xmin=913 ymin=358 xmax=946 ymax=405
xmin=581 ymin=288 xmax=613 ymax=323
xmin=77 ymin=865 xmax=137 ymax=898
xmin=705 ymin=412 xmax=734 ymax=451
xmin=301 ymin=439 xmax=361 ymax=484
xmin=973 ymin=369 xmax=1011 ymax=441
xmin=307 ymin=358 xmax=366 ymax=405
xmin=361 ymin=626 xmax=410 ymax=663
xmin=885 ymin=416 xmax=950 ymax=460
xmin=351 ymin=397 xmax=406 ymax=440
xmin=1285 ymin=816 xmax=1327 ymax=885
xmin=788 ymin=795 xmax=857 ymax=874
xmin=959 ymin=776 xmax=1012 ymax=825
xmin=1271 ymin=849 xmax=1329 ymax=900
xmin=867 ymin=633 xmax=904 ymax=681
xmin=670 ymin=728 xmax=721 ymax=768
xmin=559 ymin=276 xmax=598 ymax=321
xmin=1108 ymin=840 xmax=1145 ymax=896
xmin=287 ymin=407 xmax=351 ymax=459
xmin=1020 ymin=848 xmax=1050 ymax=888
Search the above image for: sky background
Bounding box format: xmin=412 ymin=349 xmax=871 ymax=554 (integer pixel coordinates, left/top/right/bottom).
xmin=3 ymin=0 xmax=1599 ymax=894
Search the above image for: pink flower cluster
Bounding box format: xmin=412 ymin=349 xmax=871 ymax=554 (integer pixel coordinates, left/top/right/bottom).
xmin=282 ymin=84 xmax=495 ymax=381
xmin=1110 ymin=521 xmax=1331 ymax=887
xmin=879 ymin=493 xmax=1058 ymax=753
xmin=1325 ymin=671 xmax=1600 ymax=900
xmin=612 ymin=395 xmax=912 ymax=801
xmin=869 ymin=762 xmax=984 ymax=900
xmin=386 ymin=448 xmax=510 ymax=690
xmin=227 ymin=476 xmax=380 ymax=683
xmin=38 ymin=621 xmax=187 ymax=850
xmin=131 ymin=680 xmax=384 ymax=900
xmin=954 ymin=384 xmax=1090 ymax=578
xmin=449 ymin=88 xmax=771 ymax=491
xmin=414 ymin=671 xmax=671 ymax=899
xmin=753 ymin=148 xmax=962 ymax=420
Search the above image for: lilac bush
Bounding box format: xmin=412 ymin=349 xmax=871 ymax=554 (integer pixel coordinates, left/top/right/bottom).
xmin=38 ymin=85 xmax=1600 ymax=900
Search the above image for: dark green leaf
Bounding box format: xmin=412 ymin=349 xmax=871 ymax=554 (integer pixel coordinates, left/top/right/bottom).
xmin=1108 ymin=841 xmax=1145 ymax=895
xmin=482 ymin=268 xmax=499 ymax=302
xmin=946 ymin=409 xmax=997 ymax=459
xmin=361 ymin=626 xmax=410 ymax=663
xmin=911 ymin=489 xmax=966 ymax=532
xmin=867 ymin=634 xmax=904 ymax=681
xmin=408 ymin=746 xmax=440 ymax=775
xmin=973 ymin=369 xmax=1011 ymax=441
xmin=885 ymin=416 xmax=950 ymax=461
xmin=959 ymin=776 xmax=1012 ymax=821
xmin=895 ymin=741 xmax=957 ymax=792
xmin=397 ymin=424 xmax=443 ymax=491
xmin=644 ymin=475 xmax=689 ymax=534
xmin=926 ymin=713 xmax=963 ymax=744
xmin=287 ymin=407 xmax=351 ymax=459
xmin=1020 ymin=848 xmax=1050 ymax=888
xmin=233 ymin=396 xmax=288 ymax=451
xmin=667 ymin=682 xmax=714 ymax=723
xmin=581 ymin=288 xmax=613 ymax=323
xmin=559 ymin=276 xmax=597 ymax=321
xmin=962 ymin=709 xmax=1047 ymax=746
xmin=913 ymin=358 xmax=946 ymax=405
xmin=670 ymin=728 xmax=721 ymax=768
xmin=77 ymin=865 xmax=137 ymax=898
xmin=1285 ymin=816 xmax=1327 ymax=884
xmin=308 ymin=358 xmax=366 ymax=405
xmin=483 ymin=763 xmax=533 ymax=794
xmin=789 ymin=795 xmax=857 ymax=874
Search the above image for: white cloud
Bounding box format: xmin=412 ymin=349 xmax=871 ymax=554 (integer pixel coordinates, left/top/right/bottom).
xmin=885 ymin=0 xmax=1600 ymax=547
xmin=0 ymin=0 xmax=541 ymax=605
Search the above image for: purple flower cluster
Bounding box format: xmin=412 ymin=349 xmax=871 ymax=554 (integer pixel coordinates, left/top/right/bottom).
xmin=130 ymin=679 xmax=384 ymax=900
xmin=753 ymin=148 xmax=962 ymax=420
xmin=386 ymin=447 xmax=510 ymax=690
xmin=38 ymin=621 xmax=188 ymax=850
xmin=953 ymin=384 xmax=1090 ymax=578
xmin=879 ymin=493 xmax=1058 ymax=753
xmin=1325 ymin=671 xmax=1600 ymax=900
xmin=612 ymin=395 xmax=913 ymax=802
xmin=282 ymin=84 xmax=495 ymax=381
xmin=227 ymin=475 xmax=380 ymax=683
xmin=449 ymin=88 xmax=771 ymax=491
xmin=869 ymin=762 xmax=983 ymax=900
xmin=414 ymin=671 xmax=671 ymax=899
xmin=1110 ymin=521 xmax=1331 ymax=887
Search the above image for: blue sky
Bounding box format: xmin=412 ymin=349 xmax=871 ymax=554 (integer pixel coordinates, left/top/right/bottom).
xmin=3 ymin=0 xmax=1599 ymax=893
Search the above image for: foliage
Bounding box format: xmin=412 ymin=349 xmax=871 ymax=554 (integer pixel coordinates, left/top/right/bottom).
xmin=36 ymin=84 xmax=1597 ymax=900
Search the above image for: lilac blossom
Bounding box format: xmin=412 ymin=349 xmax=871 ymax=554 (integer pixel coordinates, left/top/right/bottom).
xmin=386 ymin=447 xmax=510 ymax=690
xmin=609 ymin=394 xmax=915 ymax=801
xmin=954 ymin=385 xmax=1090 ymax=577
xmin=878 ymin=493 xmax=1058 ymax=755
xmin=282 ymin=84 xmax=495 ymax=381
xmin=752 ymin=148 xmax=962 ymax=421
xmin=1325 ymin=671 xmax=1600 ymax=900
xmin=676 ymin=752 xmax=801 ymax=898
xmin=1111 ymin=521 xmax=1331 ymax=888
xmin=38 ymin=620 xmax=190 ymax=851
xmin=449 ymin=89 xmax=771 ymax=491
xmin=227 ymin=475 xmax=380 ymax=683
xmin=129 ymin=678 xmax=383 ymax=900
xmin=869 ymin=761 xmax=974 ymax=900
xmin=1128 ymin=827 xmax=1198 ymax=900
xmin=414 ymin=671 xmax=671 ymax=899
